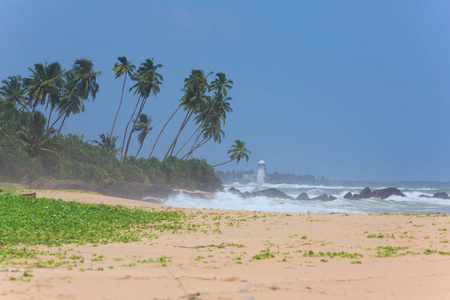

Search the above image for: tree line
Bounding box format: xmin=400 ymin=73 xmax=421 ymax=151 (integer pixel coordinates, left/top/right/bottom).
xmin=0 ymin=56 xmax=251 ymax=190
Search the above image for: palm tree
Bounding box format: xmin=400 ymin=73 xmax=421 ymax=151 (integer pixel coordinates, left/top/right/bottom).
xmin=132 ymin=113 xmax=152 ymax=157
xmin=110 ymin=56 xmax=135 ymax=136
xmin=212 ymin=139 xmax=251 ymax=167
xmin=163 ymin=69 xmax=211 ymax=161
xmin=122 ymin=58 xmax=163 ymax=159
xmin=209 ymin=72 xmax=233 ymax=96
xmin=92 ymin=133 xmax=121 ymax=155
xmin=23 ymin=62 xmax=64 ymax=113
xmin=0 ymin=76 xmax=27 ymax=109
xmin=47 ymin=59 xmax=100 ymax=132
xmin=11 ymin=111 xmax=62 ymax=158
xmin=67 ymin=58 xmax=101 ymax=100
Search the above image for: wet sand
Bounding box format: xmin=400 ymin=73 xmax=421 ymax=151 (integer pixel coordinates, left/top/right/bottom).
xmin=2 ymin=190 xmax=450 ymax=299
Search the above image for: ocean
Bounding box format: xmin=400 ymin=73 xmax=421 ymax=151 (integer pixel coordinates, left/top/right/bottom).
xmin=162 ymin=183 xmax=450 ymax=214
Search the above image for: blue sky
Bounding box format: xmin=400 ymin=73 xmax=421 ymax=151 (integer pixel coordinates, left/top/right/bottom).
xmin=1 ymin=1 xmax=449 ymax=181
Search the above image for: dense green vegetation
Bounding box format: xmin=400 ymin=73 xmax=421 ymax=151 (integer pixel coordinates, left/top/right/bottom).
xmin=0 ymin=193 xmax=184 ymax=246
xmin=0 ymin=57 xmax=251 ymax=191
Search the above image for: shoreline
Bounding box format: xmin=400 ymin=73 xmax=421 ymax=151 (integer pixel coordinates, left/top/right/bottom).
xmin=2 ymin=190 xmax=450 ymax=299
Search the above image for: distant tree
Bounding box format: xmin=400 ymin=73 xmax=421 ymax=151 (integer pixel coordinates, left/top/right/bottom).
xmin=212 ymin=139 xmax=251 ymax=167
xmin=92 ymin=133 xmax=121 ymax=155
xmin=0 ymin=76 xmax=27 ymax=109
xmin=111 ymin=56 xmax=135 ymax=136
xmin=132 ymin=113 xmax=153 ymax=157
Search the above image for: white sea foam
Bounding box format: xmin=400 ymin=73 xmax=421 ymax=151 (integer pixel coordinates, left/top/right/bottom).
xmin=159 ymin=183 xmax=450 ymax=214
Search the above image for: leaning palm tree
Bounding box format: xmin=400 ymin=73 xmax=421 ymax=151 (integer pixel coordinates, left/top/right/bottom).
xmin=23 ymin=62 xmax=64 ymax=113
xmin=122 ymin=58 xmax=162 ymax=159
xmin=110 ymin=56 xmax=135 ymax=136
xmin=47 ymin=59 xmax=100 ymax=133
xmin=132 ymin=113 xmax=152 ymax=157
xmin=67 ymin=58 xmax=101 ymax=101
xmin=163 ymin=69 xmax=211 ymax=161
xmin=212 ymin=139 xmax=251 ymax=167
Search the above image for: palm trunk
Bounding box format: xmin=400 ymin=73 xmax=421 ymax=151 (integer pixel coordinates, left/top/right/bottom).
xmin=183 ymin=136 xmax=211 ymax=159
xmin=148 ymin=106 xmax=180 ymax=159
xmin=174 ymin=123 xmax=202 ymax=157
xmin=121 ymin=96 xmax=141 ymax=160
xmin=110 ymin=74 xmax=128 ymax=137
xmin=124 ymin=97 xmax=147 ymax=157
xmin=212 ymin=158 xmax=235 ymax=168
xmin=162 ymin=110 xmax=192 ymax=161
xmin=58 ymin=115 xmax=67 ymax=134
xmin=46 ymin=107 xmax=54 ymax=130
xmin=135 ymin=143 xmax=144 ymax=157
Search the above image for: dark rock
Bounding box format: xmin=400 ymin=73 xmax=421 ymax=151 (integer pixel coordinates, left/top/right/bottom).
xmin=312 ymin=194 xmax=331 ymax=201
xmin=433 ymin=192 xmax=450 ymax=200
xmin=296 ymin=192 xmax=310 ymax=200
xmin=344 ymin=192 xmax=353 ymax=199
xmin=228 ymin=187 xmax=244 ymax=196
xmin=359 ymin=187 xmax=372 ymax=197
xmin=328 ymin=195 xmax=337 ymax=200
xmin=30 ymin=176 xmax=59 ymax=190
xmin=419 ymin=194 xmax=432 ymax=199
xmin=251 ymin=188 xmax=294 ymax=200
xmin=371 ymin=187 xmax=406 ymax=199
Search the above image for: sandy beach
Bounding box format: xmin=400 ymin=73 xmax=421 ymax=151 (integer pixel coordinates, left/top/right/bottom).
xmin=2 ymin=190 xmax=450 ymax=300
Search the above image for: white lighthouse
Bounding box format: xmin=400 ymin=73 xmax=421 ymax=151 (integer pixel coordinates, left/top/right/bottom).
xmin=256 ymin=160 xmax=266 ymax=185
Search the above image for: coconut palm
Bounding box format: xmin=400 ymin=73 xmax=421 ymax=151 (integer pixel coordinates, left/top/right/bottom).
xmin=122 ymin=58 xmax=162 ymax=159
xmin=132 ymin=113 xmax=152 ymax=157
xmin=110 ymin=56 xmax=135 ymax=136
xmin=212 ymin=139 xmax=251 ymax=167
xmin=0 ymin=76 xmax=27 ymax=109
xmin=23 ymin=62 xmax=64 ymax=113
xmin=11 ymin=111 xmax=62 ymax=158
xmin=92 ymin=133 xmax=121 ymax=155
xmin=66 ymin=58 xmax=101 ymax=101
xmin=46 ymin=59 xmax=100 ymax=133
xmin=163 ymin=69 xmax=211 ymax=161
xmin=209 ymin=72 xmax=233 ymax=96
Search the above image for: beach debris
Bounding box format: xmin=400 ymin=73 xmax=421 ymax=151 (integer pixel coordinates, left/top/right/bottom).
xmin=0 ymin=268 xmax=25 ymax=273
xmin=238 ymin=283 xmax=253 ymax=292
xmin=297 ymin=277 xmax=309 ymax=281
xmin=21 ymin=192 xmax=36 ymax=198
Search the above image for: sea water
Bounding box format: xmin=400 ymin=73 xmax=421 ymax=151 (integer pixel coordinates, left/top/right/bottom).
xmin=161 ymin=183 xmax=450 ymax=214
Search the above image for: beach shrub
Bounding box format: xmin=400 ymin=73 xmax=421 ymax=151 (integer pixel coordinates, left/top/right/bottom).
xmin=161 ymin=157 xmax=222 ymax=192
xmin=52 ymin=160 xmax=113 ymax=184
xmin=120 ymin=160 xmax=150 ymax=184
xmin=0 ymin=141 xmax=45 ymax=182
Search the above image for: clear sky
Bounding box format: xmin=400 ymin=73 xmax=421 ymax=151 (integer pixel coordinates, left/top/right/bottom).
xmin=1 ymin=1 xmax=449 ymax=181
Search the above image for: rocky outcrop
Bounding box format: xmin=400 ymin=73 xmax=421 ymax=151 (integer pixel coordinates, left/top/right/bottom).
xmin=343 ymin=187 xmax=406 ymax=200
xmin=227 ymin=187 xmax=293 ymax=200
xmin=28 ymin=177 xmax=207 ymax=201
xmin=251 ymin=188 xmax=294 ymax=200
xmin=296 ymin=192 xmax=310 ymax=200
xmin=419 ymin=192 xmax=450 ymax=200
xmin=30 ymin=176 xmax=59 ymax=189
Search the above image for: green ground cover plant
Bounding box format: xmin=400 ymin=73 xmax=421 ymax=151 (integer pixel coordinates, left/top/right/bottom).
xmin=0 ymin=193 xmax=184 ymax=263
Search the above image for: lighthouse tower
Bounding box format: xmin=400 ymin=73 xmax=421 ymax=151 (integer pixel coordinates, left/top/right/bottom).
xmin=256 ymin=160 xmax=266 ymax=185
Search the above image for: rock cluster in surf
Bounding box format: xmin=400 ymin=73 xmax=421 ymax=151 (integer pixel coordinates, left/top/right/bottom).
xmin=228 ymin=186 xmax=450 ymax=201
